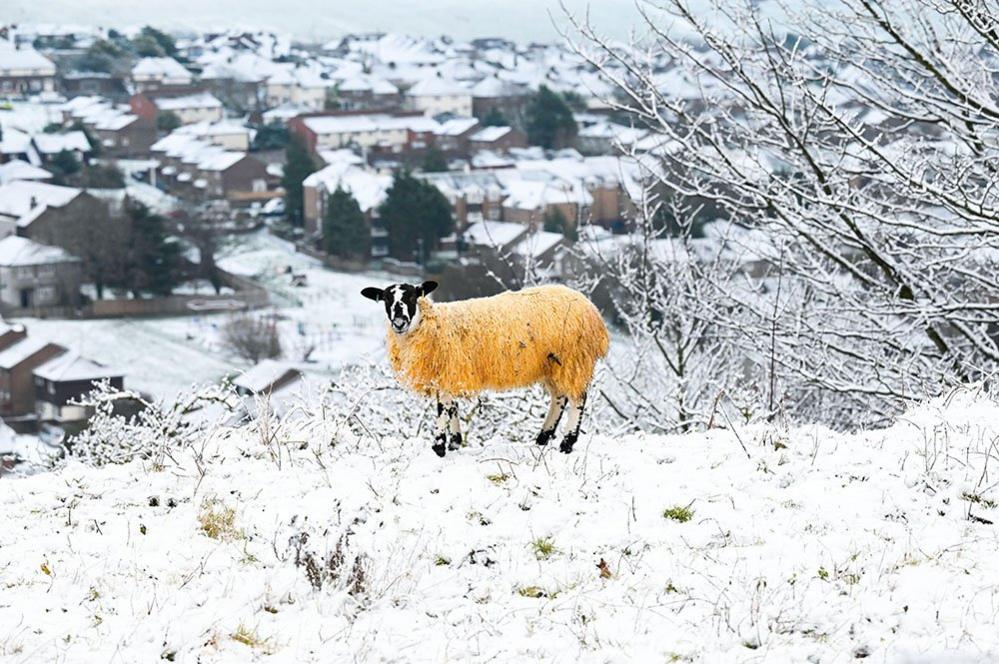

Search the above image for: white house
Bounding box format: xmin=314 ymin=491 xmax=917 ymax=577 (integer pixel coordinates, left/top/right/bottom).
xmin=154 ymin=92 xmax=224 ymax=125
xmin=0 ymin=40 xmax=56 ymax=95
xmin=131 ymin=57 xmax=194 ymax=91
xmin=0 ymin=235 xmax=81 ymax=309
xmin=406 ymin=76 xmax=473 ymax=117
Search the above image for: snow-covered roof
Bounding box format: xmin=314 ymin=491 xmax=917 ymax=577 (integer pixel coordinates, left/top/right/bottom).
xmin=131 ymin=57 xmax=193 ymax=84
xmin=463 ymin=220 xmax=528 ymax=247
xmin=407 ymin=76 xmax=470 ymax=98
xmin=33 ymin=351 xmax=122 ymax=383
xmin=436 ymin=117 xmax=479 ymax=137
xmin=337 ymin=75 xmax=398 ymax=95
xmin=199 ymin=52 xmax=271 ymax=84
xmin=0 ymin=160 xmax=51 ymax=185
xmin=302 ymin=113 xmax=439 ymax=135
xmin=152 ymin=129 xmax=249 ymax=172
xmin=578 ymin=121 xmax=649 ymax=146
xmin=0 ymin=181 xmax=81 ymax=220
xmin=0 ymin=41 xmax=56 ymax=76
xmin=500 ymin=177 xmax=590 ymax=210
xmin=0 ymin=128 xmax=32 ymax=156
xmin=31 ymin=131 xmax=91 ymax=155
xmin=60 ymin=95 xmax=105 ymax=115
xmin=317 ymin=149 xmax=365 ymax=167
xmin=0 ymin=322 xmax=25 ymax=337
xmin=303 ymin=164 xmax=391 ymax=213
xmin=511 ymin=230 xmax=564 ymax=258
xmin=0 ymin=235 xmax=78 ymax=267
xmin=470 ymin=76 xmax=526 ymax=98
xmin=348 ymin=33 xmax=444 ymax=66
xmin=197 ymin=152 xmax=246 ymax=172
xmin=0 ymin=337 xmax=57 ymax=371
xmin=155 ymin=92 xmax=223 ymax=111
xmin=233 ymin=360 xmax=300 ymax=394
xmin=470 ymin=126 xmax=513 ymax=142
xmin=470 ymin=150 xmax=516 ymax=169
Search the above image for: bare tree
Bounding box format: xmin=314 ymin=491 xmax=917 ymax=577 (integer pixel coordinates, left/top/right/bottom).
xmin=173 ymin=199 xmax=227 ymax=294
xmin=566 ymin=0 xmax=999 ymax=426
xmin=223 ymin=312 xmax=282 ymax=363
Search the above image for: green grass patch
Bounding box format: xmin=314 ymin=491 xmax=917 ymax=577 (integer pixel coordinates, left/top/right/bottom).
xmin=663 ymin=504 xmax=695 ymax=523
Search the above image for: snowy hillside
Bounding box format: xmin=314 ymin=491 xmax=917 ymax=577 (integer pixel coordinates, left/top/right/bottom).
xmin=2 ymin=389 xmax=999 ymax=662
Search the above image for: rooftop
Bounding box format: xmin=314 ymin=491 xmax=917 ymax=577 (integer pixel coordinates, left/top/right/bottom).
xmin=0 ymin=160 xmax=52 ymax=185
xmin=0 ymin=235 xmax=79 ymax=267
xmin=0 ymin=181 xmax=81 ymax=220
xmin=0 ymin=337 xmax=58 ymax=371
xmin=233 ymin=360 xmax=300 ymax=394
xmin=34 ymin=351 xmax=122 ymax=383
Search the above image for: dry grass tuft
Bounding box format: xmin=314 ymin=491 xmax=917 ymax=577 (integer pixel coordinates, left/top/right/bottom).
xmin=199 ymin=499 xmax=241 ymax=540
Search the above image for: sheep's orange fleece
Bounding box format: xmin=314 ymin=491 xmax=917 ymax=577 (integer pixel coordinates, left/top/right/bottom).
xmin=386 ymin=285 xmax=609 ymax=400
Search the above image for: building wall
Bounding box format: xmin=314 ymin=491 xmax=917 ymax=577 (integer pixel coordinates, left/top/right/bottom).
xmin=219 ymin=156 xmax=269 ymax=199
xmin=314 ymin=127 xmax=408 ymax=150
xmin=589 ymin=186 xmax=622 ymax=225
xmin=91 ymin=119 xmax=157 ymax=158
xmin=35 ymin=375 xmax=124 ymax=423
xmin=0 ymin=75 xmax=55 ymax=95
xmin=409 ymin=94 xmax=473 ymax=117
xmin=0 ymin=262 xmax=82 ymax=309
xmin=0 ymin=343 xmax=65 ymax=417
xmin=469 ymin=128 xmax=527 ymax=153
xmin=171 ymin=105 xmax=224 ymax=125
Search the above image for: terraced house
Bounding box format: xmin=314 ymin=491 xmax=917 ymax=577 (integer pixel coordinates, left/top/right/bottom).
xmin=0 ymin=40 xmax=55 ymax=96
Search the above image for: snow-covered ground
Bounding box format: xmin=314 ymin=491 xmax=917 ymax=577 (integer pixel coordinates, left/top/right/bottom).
xmin=2 ymin=388 xmax=998 ymax=662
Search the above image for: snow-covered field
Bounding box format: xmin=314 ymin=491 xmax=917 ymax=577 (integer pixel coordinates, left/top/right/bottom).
xmin=2 ymin=388 xmax=998 ymax=662
xmin=14 ymin=231 xmax=390 ymax=400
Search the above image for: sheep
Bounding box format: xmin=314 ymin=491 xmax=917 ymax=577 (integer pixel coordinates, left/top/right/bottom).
xmin=360 ymin=280 xmax=609 ymax=457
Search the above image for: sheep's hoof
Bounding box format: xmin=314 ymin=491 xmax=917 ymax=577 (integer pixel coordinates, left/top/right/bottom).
xmin=559 ymin=434 xmax=578 ymax=454
xmin=432 ymin=441 xmax=447 ymax=458
xmin=536 ymin=429 xmax=554 ymax=447
xmin=448 ymin=433 xmax=463 ymax=451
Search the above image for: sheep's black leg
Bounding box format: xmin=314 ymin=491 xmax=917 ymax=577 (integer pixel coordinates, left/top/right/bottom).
xmin=432 ymin=397 xmax=449 ymax=458
xmin=536 ymin=394 xmax=567 ymax=447
xmin=559 ymin=392 xmax=587 ymax=454
xmin=447 ymin=400 xmax=462 ymax=450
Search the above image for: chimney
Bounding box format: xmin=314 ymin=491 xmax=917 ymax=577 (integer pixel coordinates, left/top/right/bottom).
xmin=29 ymin=196 xmax=37 ymax=209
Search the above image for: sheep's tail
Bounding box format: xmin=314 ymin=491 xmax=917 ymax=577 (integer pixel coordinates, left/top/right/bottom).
xmin=548 ymin=295 xmax=609 ymax=401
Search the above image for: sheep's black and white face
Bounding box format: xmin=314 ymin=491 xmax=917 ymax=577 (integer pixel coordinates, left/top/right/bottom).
xmin=361 ymin=281 xmax=438 ymax=334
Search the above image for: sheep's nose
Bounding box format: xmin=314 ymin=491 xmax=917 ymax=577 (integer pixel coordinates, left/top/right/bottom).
xmin=392 ymin=316 xmax=407 ymax=329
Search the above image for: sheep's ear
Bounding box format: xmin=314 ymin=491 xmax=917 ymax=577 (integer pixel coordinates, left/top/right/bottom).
xmin=421 ymin=281 xmax=438 ymax=296
xmin=361 ymin=287 xmax=384 ymax=302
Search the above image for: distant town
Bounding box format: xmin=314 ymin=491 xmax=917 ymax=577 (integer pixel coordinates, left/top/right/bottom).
xmin=0 ymin=23 xmax=676 ymax=471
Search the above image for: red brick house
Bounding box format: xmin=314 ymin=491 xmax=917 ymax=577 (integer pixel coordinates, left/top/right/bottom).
xmin=0 ymin=337 xmax=65 ymax=418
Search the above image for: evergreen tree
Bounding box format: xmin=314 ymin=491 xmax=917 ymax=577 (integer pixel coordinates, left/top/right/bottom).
xmin=543 ymin=206 xmax=577 ymax=241
xmin=282 ymin=134 xmax=317 ymax=227
xmin=379 ymin=171 xmax=454 ymax=262
xmin=525 ymin=86 xmax=578 ymax=149
xmin=322 ymin=186 xmax=369 ymax=260
xmin=156 ymin=110 xmax=181 ymax=133
xmin=138 ymin=26 xmax=178 ymax=57
xmin=481 ymin=107 xmax=508 ymax=127
xmin=125 ymin=200 xmax=182 ymax=297
xmin=77 ymin=39 xmax=123 ymax=73
xmin=49 ymin=149 xmax=81 ymax=185
xmin=251 ymin=122 xmax=291 ymax=151
xmin=421 ymin=147 xmax=448 ymax=173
